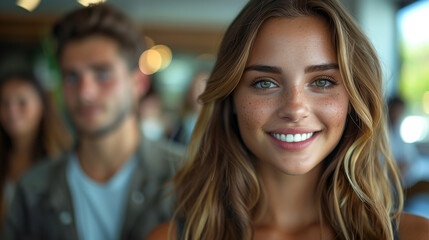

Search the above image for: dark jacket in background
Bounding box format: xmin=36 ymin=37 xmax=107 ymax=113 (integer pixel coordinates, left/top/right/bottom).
xmin=1 ymin=136 xmax=182 ymax=240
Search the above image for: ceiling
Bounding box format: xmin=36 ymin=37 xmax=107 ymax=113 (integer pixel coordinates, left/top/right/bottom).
xmin=0 ymin=0 xmax=249 ymax=29
xmin=0 ymin=0 xmax=419 ymax=54
xmin=0 ymin=0 xmax=254 ymax=54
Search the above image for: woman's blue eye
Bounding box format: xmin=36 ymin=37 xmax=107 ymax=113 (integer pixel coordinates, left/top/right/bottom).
xmin=254 ymin=80 xmax=277 ymax=89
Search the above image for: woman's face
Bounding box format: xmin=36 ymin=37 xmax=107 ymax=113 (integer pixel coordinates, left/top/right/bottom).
xmin=233 ymin=16 xmax=349 ymax=175
xmin=0 ymin=79 xmax=44 ymax=138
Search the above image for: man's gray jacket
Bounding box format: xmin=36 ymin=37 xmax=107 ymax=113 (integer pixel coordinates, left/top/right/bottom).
xmin=1 ymin=136 xmax=183 ymax=240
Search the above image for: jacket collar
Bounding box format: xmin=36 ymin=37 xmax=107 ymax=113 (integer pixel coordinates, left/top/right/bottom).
xmin=47 ymin=152 xmax=79 ymax=240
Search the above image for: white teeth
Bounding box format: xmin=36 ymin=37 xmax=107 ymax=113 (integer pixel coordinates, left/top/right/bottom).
xmin=271 ymin=132 xmax=314 ymax=143
xmin=294 ymin=134 xmax=301 ymax=142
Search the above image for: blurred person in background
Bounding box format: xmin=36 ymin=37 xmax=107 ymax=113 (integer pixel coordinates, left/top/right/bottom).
xmin=388 ymin=96 xmax=419 ymax=187
xmin=139 ymin=85 xmax=168 ymax=141
xmin=2 ymin=3 xmax=178 ymax=240
xmin=388 ymin=96 xmax=429 ymax=219
xmin=169 ymin=71 xmax=208 ymax=145
xmin=0 ymin=71 xmax=72 ymax=229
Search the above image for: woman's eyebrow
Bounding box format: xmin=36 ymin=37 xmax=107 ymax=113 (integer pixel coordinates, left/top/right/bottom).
xmin=304 ymin=63 xmax=339 ymax=73
xmin=244 ymin=63 xmax=339 ymax=74
xmin=244 ymin=65 xmax=282 ymax=74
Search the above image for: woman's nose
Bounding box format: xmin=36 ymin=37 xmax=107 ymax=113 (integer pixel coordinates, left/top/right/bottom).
xmin=277 ymin=85 xmax=310 ymax=122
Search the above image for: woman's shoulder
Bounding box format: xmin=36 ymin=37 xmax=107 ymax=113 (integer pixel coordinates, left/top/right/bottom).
xmin=146 ymin=222 xmax=175 ymax=240
xmin=398 ymin=212 xmax=429 ymax=240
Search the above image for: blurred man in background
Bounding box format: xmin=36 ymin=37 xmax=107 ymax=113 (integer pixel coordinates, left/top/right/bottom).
xmin=1 ymin=3 xmax=177 ymax=240
xmin=169 ymin=70 xmax=208 ymax=146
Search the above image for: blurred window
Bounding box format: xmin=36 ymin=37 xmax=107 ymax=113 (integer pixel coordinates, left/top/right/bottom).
xmin=397 ymin=0 xmax=429 ymax=147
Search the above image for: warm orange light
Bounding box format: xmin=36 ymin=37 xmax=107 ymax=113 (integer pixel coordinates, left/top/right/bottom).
xmin=152 ymin=45 xmax=172 ymax=70
xmin=139 ymin=49 xmax=162 ymax=75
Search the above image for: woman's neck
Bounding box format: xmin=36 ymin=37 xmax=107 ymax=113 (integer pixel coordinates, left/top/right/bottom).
xmin=255 ymin=161 xmax=323 ymax=230
xmin=11 ymin=132 xmax=37 ymax=153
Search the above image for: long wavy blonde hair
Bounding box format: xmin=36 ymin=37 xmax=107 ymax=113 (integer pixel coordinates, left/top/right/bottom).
xmin=172 ymin=0 xmax=403 ymax=239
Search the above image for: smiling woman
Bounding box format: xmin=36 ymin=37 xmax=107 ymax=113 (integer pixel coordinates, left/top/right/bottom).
xmin=234 ymin=16 xmax=349 ymax=176
xmin=147 ymin=0 xmax=429 ymax=239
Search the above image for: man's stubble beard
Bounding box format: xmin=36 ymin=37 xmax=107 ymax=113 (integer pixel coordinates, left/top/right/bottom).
xmin=73 ymin=99 xmax=135 ymax=140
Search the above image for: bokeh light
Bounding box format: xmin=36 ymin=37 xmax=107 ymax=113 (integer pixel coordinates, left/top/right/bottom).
xmin=138 ymin=44 xmax=173 ymax=75
xmin=152 ymin=45 xmax=172 ymax=70
xmin=139 ymin=49 xmax=162 ymax=75
xmin=77 ymin=0 xmax=106 ymax=7
xmin=400 ymin=116 xmax=428 ymax=143
xmin=16 ymin=0 xmax=41 ymax=12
